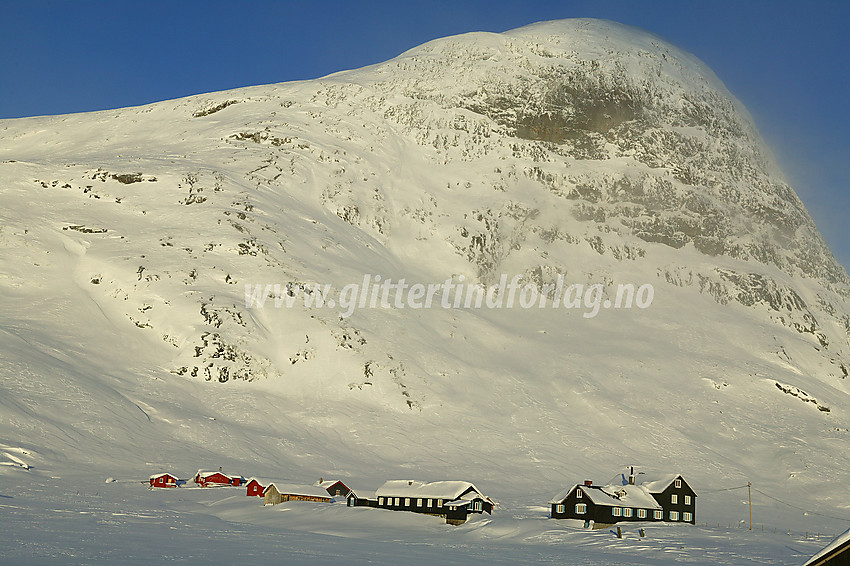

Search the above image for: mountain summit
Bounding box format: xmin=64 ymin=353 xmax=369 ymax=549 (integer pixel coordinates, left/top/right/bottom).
xmin=0 ymin=19 xmax=848 ymax=528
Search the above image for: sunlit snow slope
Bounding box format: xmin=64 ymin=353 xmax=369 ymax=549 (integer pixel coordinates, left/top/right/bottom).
xmin=1 ymin=18 xmax=849 ymax=536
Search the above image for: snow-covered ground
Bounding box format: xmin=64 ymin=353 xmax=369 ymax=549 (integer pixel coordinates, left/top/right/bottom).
xmin=0 ymin=465 xmax=828 ymax=565
xmin=1 ymin=18 xmax=849 ymax=565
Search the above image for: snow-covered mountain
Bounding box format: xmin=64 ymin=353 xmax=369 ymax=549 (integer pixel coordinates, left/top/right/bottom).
xmin=1 ymin=18 xmax=848 ymax=562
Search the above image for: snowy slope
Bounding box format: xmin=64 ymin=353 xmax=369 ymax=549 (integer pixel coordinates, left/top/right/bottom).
xmin=1 ymin=18 xmax=849 ymax=564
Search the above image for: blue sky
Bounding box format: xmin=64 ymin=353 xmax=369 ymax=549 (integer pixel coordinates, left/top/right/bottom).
xmin=1 ymin=1 xmax=847 ymax=271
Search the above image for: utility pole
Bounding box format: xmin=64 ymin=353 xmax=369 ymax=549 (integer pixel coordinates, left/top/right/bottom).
xmin=748 ymin=482 xmax=753 ymax=531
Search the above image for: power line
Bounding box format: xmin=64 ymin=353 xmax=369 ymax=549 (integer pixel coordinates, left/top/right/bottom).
xmin=701 ymin=484 xmax=750 ymax=493
xmin=751 ymin=487 xmax=850 ymax=523
xmin=701 ymin=483 xmax=850 ymax=523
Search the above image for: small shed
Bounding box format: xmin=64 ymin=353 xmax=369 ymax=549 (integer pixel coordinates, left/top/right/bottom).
xmin=149 ymin=473 xmax=179 ymax=488
xmin=803 ymin=528 xmax=850 ymax=566
xmin=346 ymin=490 xmax=377 ymax=508
xmin=263 ymin=482 xmax=333 ymax=506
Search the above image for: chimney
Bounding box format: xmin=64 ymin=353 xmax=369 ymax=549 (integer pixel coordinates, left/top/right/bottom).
xmin=584 ymin=480 xmax=593 ymax=487
xmin=628 ymin=466 xmax=635 ymax=485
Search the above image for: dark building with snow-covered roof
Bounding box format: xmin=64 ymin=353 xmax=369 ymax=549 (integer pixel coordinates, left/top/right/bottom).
xmin=803 ymin=527 xmax=850 ymax=566
xmin=318 ymin=479 xmax=351 ymax=497
xmin=375 ymin=480 xmax=494 ymax=525
xmin=550 ymin=469 xmax=696 ymax=526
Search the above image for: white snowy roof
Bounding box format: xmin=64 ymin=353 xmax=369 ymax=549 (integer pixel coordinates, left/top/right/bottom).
xmin=375 ymin=480 xmax=486 ymax=500
xmin=245 ymin=477 xmax=278 ymax=487
xmin=803 ymin=527 xmax=850 ymax=566
xmin=318 ymin=480 xmax=348 ymax=489
xmin=640 ymin=474 xmax=686 ymax=494
xmin=550 ymin=483 xmax=662 ymax=510
xmin=349 ymin=489 xmax=375 ymax=499
xmin=266 ymin=482 xmax=333 ymax=499
xmin=196 ymin=469 xmax=241 ymax=480
xmin=549 ymin=485 xmax=577 ymax=504
xmin=607 ymin=470 xmax=693 ymax=495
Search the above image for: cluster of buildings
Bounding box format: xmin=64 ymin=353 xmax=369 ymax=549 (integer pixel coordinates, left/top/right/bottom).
xmin=148 ymin=467 xmax=696 ymax=527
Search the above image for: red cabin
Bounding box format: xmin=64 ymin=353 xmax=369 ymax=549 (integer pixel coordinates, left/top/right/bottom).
xmin=149 ymin=473 xmax=179 ymax=488
xmin=245 ymin=478 xmax=268 ymax=497
xmin=195 ymin=470 xmax=243 ymax=487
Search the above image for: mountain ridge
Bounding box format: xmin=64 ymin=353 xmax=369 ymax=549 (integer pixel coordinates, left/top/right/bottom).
xmin=1 ymin=18 xmax=849 ymax=535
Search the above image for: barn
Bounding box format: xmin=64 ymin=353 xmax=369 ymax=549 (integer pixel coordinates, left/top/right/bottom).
xmin=194 ymin=470 xmax=243 ymax=487
xmin=149 ymin=473 xmax=179 ymax=488
xmin=803 ymin=527 xmax=850 ymax=565
xmin=263 ymin=483 xmax=333 ymax=506
xmin=375 ymin=480 xmax=494 ymax=525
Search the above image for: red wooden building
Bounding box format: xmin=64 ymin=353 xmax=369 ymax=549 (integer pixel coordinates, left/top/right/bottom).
xmin=245 ymin=478 xmax=270 ymax=497
xmin=149 ymin=473 xmax=179 ymax=488
xmin=194 ymin=470 xmax=243 ymax=487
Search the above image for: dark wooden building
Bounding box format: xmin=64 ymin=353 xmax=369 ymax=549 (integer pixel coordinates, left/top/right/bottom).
xmin=550 ymin=470 xmax=696 ymax=526
xmin=318 ymin=479 xmax=352 ymax=497
xmin=375 ymin=480 xmax=494 ymax=525
xmin=639 ymin=473 xmax=697 ymax=524
xmin=804 ymin=528 xmax=850 ymax=566
xmin=346 ymin=490 xmax=377 ymax=508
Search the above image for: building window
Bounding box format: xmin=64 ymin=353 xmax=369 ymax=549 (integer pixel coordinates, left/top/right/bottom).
xmin=404 ymin=498 xmax=411 ymax=507
xmin=437 ymin=499 xmax=443 ymax=508
xmin=394 ymin=498 xmax=400 ymax=506
xmin=638 ymin=509 xmax=647 ymax=519
xmin=671 ymin=494 xmax=678 ymax=504
xmin=575 ymin=504 xmax=586 ymax=514
xmin=427 ymin=499 xmax=432 ymax=508
xmin=683 ymin=512 xmax=692 ymax=522
xmin=670 ymin=511 xmax=679 ymax=521
xmin=674 ymin=479 xmax=682 ymax=489
xmin=378 ymin=497 xmax=384 ymax=506
xmin=576 ymin=490 xmax=582 ymax=499
xmin=684 ymin=495 xmax=691 ymax=505
xmin=654 ymin=510 xmax=663 ymax=520
xmin=556 ymin=504 xmax=565 ymax=514
xmin=623 ymin=508 xmax=633 ymax=518
xmin=473 ymin=501 xmax=482 ymax=511
xmin=612 ymin=507 xmax=622 ymax=517
xmin=417 ymin=498 xmax=423 ymax=507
